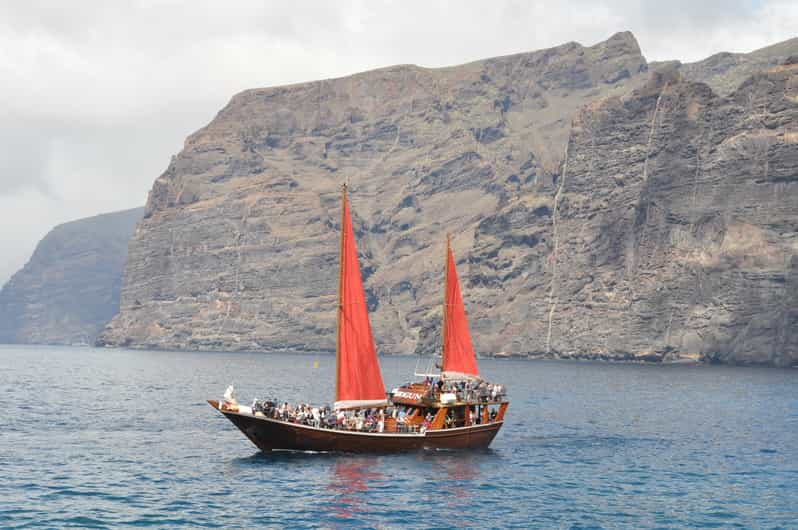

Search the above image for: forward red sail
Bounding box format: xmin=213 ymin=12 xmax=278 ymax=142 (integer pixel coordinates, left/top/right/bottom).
xmin=335 ymin=187 xmax=387 ymax=409
xmin=442 ymin=239 xmax=480 ymax=380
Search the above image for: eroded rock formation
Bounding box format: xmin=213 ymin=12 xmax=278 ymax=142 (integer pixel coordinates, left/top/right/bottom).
xmin=98 ymin=33 xmax=798 ymax=366
xmin=484 ymin=60 xmax=798 ymax=366
xmin=0 ymin=208 xmax=143 ymax=345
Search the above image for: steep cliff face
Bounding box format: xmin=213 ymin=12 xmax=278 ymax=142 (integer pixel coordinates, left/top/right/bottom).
xmin=100 ymin=33 xmax=798 ymax=366
xmin=0 ymin=208 xmax=143 ymax=345
xmin=475 ymin=60 xmax=798 ymax=366
xmin=99 ymin=32 xmax=648 ymax=353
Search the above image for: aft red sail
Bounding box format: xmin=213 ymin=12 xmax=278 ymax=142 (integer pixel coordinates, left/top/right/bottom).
xmin=442 ymin=238 xmax=480 ymax=380
xmin=335 ymin=186 xmax=387 ymax=409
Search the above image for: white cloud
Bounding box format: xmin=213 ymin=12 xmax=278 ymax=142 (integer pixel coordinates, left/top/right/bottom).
xmin=0 ymin=0 xmax=795 ymax=286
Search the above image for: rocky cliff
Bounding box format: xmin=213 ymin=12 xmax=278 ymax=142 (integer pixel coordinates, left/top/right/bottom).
xmin=479 ymin=60 xmax=798 ymax=366
xmin=0 ymin=208 xmax=143 ymax=345
xmin=677 ymin=37 xmax=798 ymax=96
xmin=99 ymin=32 xmax=798 ymax=366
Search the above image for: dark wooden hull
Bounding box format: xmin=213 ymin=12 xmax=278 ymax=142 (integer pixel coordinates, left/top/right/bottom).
xmin=208 ymin=401 xmax=503 ymax=453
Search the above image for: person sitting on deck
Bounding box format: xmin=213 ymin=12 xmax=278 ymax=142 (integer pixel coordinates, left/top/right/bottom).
xmin=397 ymin=408 xmax=407 ymax=431
xmin=421 ymin=413 xmax=432 ymax=433
xmin=324 ymin=410 xmax=332 ymax=427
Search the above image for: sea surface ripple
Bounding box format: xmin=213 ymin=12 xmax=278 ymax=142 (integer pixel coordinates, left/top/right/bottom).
xmin=1 ymin=346 xmax=796 ymax=529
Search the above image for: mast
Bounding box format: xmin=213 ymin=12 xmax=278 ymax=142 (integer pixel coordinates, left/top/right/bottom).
xmin=441 ymin=232 xmax=450 ymax=370
xmin=335 ymin=183 xmax=346 ymax=401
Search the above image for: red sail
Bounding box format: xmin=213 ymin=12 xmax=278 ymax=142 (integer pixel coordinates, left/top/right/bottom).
xmin=335 ymin=189 xmax=387 ymax=409
xmin=442 ymin=243 xmax=480 ymax=380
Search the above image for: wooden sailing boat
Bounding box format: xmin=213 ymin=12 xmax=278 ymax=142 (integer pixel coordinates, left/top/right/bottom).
xmin=209 ymin=186 xmax=508 ymax=452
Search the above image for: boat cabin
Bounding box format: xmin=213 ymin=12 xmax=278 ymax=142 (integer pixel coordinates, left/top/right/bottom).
xmin=388 ymin=381 xmax=508 ymax=433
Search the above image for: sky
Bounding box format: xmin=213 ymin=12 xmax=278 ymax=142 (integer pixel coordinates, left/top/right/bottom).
xmin=1 ymin=0 xmax=796 ymax=286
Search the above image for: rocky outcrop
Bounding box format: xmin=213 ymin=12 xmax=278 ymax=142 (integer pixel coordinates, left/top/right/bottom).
xmin=677 ymin=37 xmax=798 ymax=96
xmin=478 ymin=60 xmax=798 ymax=367
xmin=99 ymin=32 xmax=649 ymax=353
xmin=0 ymin=208 xmax=143 ymax=345
xmin=99 ymin=33 xmax=798 ymax=366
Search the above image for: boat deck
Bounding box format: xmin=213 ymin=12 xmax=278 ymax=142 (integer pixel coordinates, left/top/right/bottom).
xmin=209 ymin=400 xmax=506 ymax=452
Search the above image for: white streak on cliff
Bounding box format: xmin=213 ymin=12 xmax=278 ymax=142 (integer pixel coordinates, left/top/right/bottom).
xmin=545 ymin=138 xmax=570 ymax=354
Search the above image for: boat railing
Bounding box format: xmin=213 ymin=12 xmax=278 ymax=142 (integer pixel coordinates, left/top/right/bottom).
xmin=246 ymin=404 xmax=429 ymax=434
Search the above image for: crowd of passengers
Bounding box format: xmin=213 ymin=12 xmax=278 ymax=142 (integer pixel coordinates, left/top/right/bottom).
xmin=246 ymin=377 xmax=505 ymax=433
xmin=249 ymin=400 xmax=500 ymax=432
xmin=250 ymin=401 xmax=427 ymax=432
xmin=420 ymin=377 xmax=507 ymax=403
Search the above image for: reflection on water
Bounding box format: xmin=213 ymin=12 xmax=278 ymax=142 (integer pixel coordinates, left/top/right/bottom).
xmin=441 ymin=452 xmax=479 ymax=508
xmin=325 ymin=450 xmax=499 ymax=522
xmin=328 ymin=457 xmax=383 ymax=520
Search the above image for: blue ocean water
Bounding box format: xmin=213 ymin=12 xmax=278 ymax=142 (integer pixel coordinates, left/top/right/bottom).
xmin=0 ymin=346 xmax=796 ymax=529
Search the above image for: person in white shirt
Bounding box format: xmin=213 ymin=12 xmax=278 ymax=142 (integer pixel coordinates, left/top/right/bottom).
xmin=377 ymin=410 xmax=385 ymax=433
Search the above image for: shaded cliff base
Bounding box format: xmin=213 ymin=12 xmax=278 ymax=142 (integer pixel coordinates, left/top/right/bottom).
xmin=94 ymin=340 xmax=797 ymax=368
xmin=523 ymin=349 xmax=792 ymax=367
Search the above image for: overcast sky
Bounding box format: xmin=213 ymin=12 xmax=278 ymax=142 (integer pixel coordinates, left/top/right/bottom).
xmin=1 ymin=1 xmax=796 ymax=286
